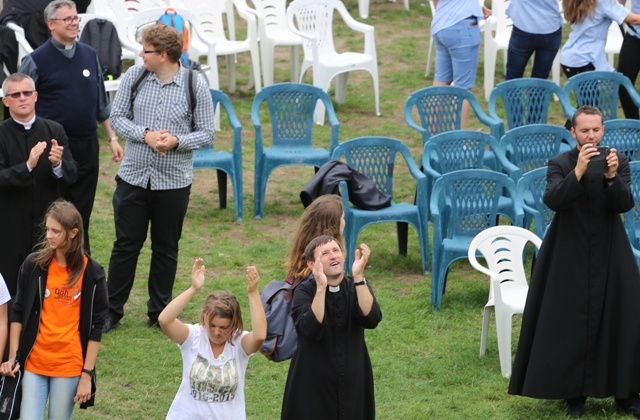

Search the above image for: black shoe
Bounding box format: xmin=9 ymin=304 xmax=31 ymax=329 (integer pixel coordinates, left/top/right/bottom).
xmin=616 ymin=394 xmax=640 ymax=418
xmin=564 ymin=397 xmax=586 ymax=418
xmin=147 ymin=318 xmax=160 ymax=329
xmin=102 ymin=316 xmax=120 ymax=333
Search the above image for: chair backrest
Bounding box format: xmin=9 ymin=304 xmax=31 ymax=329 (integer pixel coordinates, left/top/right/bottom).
xmin=286 ymin=0 xmax=346 ymax=59
xmin=563 ymin=71 xmax=638 ymax=121
xmin=488 ymin=78 xmax=572 ymax=131
xmin=602 ymin=119 xmax=640 ymax=162
xmin=431 ymin=169 xmax=523 ymax=237
xmin=105 ymin=0 xmax=168 ymax=43
xmin=251 ymin=0 xmax=289 ymax=30
xmin=173 ymin=0 xmax=234 ymax=43
xmin=405 ymin=85 xmax=502 ymax=144
xmin=331 ymin=136 xmax=417 ymax=197
xmin=251 ymin=82 xmax=339 ymax=150
xmin=468 ymin=225 xmax=541 ymax=305
xmin=423 ymin=131 xmax=501 ymax=174
xmin=517 ymin=166 xmax=553 ymax=239
xmin=500 ymin=124 xmax=575 ymax=173
xmin=625 ymin=161 xmax=640 ymax=249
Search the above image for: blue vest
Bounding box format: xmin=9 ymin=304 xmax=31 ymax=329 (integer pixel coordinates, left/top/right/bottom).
xmin=31 ymin=40 xmax=98 ymax=140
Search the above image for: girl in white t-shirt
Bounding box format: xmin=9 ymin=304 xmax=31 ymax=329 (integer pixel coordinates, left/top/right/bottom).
xmin=158 ymin=259 xmax=267 ymax=420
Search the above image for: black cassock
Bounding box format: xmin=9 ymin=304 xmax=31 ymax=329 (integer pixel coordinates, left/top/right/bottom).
xmin=0 ymin=118 xmax=78 ymax=295
xmin=281 ymin=276 xmax=382 ymax=420
xmin=509 ymin=148 xmax=640 ymax=399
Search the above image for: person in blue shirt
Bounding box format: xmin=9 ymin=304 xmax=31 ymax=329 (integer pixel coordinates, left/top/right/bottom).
xmin=561 ymin=0 xmax=640 ymax=78
xmin=505 ymin=0 xmax=563 ymax=80
xmin=430 ymin=0 xmax=491 ymax=127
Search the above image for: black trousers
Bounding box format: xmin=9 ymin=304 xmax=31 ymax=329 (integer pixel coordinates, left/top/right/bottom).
xmin=65 ymin=136 xmax=99 ymax=254
xmin=107 ymin=178 xmax=191 ymax=323
xmin=618 ymin=32 xmax=640 ymax=119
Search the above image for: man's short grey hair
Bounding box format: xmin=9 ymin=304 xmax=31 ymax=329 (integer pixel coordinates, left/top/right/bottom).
xmin=2 ymin=73 xmax=35 ymax=95
xmin=44 ymin=0 xmax=77 ymax=22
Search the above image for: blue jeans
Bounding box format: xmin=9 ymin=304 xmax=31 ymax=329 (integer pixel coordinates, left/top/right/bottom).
xmin=506 ymin=26 xmax=562 ymax=80
xmin=433 ymin=17 xmax=481 ymax=89
xmin=21 ymin=371 xmax=80 ymax=420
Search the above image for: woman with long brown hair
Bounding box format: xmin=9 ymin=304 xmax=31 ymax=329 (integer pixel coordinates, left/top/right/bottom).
xmin=0 ymin=200 xmax=108 ymax=419
xmin=561 ymin=0 xmax=640 ymax=77
xmin=284 ymin=194 xmax=345 ymax=282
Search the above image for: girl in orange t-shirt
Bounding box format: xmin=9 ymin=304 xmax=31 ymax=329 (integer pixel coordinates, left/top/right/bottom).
xmin=0 ymin=200 xmax=108 ymax=419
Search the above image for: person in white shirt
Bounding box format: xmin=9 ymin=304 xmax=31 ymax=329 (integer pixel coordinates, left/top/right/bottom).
xmin=158 ymin=259 xmax=267 ymax=420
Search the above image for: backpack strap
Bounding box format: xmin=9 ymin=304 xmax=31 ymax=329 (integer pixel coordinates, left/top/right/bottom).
xmin=183 ymin=67 xmax=197 ymax=130
xmin=129 ymin=68 xmax=150 ymax=120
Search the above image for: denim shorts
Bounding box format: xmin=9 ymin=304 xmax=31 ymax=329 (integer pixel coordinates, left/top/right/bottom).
xmin=433 ymin=17 xmax=481 ymax=89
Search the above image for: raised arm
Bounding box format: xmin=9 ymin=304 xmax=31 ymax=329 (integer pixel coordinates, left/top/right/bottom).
xmin=352 ymin=243 xmax=374 ymax=316
xmin=241 ymin=266 xmax=267 ymax=355
xmin=158 ymin=258 xmax=205 ymax=345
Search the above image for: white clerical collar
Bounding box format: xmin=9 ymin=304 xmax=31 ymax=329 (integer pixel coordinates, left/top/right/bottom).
xmin=13 ymin=116 xmax=36 ymax=130
xmin=328 ymin=285 xmax=340 ymax=293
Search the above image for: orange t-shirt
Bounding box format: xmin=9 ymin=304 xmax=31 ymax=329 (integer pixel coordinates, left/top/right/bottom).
xmin=26 ymin=256 xmax=88 ymax=377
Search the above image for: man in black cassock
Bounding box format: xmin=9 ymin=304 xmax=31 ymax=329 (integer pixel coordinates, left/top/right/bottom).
xmin=509 ymin=106 xmax=640 ymax=418
xmin=0 ymin=73 xmax=78 ymax=296
xmin=281 ymin=235 xmax=382 ymax=420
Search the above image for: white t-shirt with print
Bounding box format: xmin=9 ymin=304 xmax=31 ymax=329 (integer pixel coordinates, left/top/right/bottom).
xmin=166 ymin=324 xmax=251 ymax=420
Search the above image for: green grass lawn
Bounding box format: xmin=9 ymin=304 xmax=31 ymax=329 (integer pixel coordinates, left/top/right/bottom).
xmin=4 ymin=0 xmax=636 ymax=418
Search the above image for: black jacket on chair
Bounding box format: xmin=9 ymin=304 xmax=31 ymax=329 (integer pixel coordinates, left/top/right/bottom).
xmin=300 ymin=160 xmax=391 ymax=210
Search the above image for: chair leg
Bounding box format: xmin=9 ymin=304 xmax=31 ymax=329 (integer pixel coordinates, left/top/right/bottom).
xmin=216 ymin=169 xmax=227 ymax=209
xmin=495 ymin=310 xmax=514 ymax=378
xmin=480 ymin=306 xmax=491 ymax=356
xmin=397 ymin=221 xmax=408 ymax=256
xmin=335 ymin=73 xmax=349 ymax=104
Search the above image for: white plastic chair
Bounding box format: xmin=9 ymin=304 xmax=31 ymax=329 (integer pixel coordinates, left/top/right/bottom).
xmin=358 ymin=0 xmax=409 ymax=20
xmin=104 ymin=0 xmax=169 ymax=60
xmin=170 ymin=0 xmax=262 ymax=93
xmin=124 ymin=7 xmax=219 ymax=91
xmin=247 ymin=0 xmax=302 ymax=86
xmin=605 ymin=20 xmax=624 ymax=67
xmin=287 ymin=0 xmax=380 ymax=124
xmin=467 ymin=225 xmax=542 ymax=378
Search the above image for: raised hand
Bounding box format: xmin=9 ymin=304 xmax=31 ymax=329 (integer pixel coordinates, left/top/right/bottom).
xmin=312 ymin=257 xmax=327 ymax=290
xmin=352 ymin=243 xmax=370 ymax=278
xmin=27 ymin=141 xmax=47 ymax=169
xmin=246 ymin=266 xmax=260 ymax=294
xmin=48 ymin=139 xmax=63 ymax=167
xmin=191 ymin=258 xmax=205 ymax=291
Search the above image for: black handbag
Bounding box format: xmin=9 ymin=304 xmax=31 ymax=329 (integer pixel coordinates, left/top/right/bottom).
xmin=0 ymin=369 xmax=22 ymax=420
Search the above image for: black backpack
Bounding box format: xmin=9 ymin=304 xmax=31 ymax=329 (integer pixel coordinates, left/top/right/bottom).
xmin=79 ymin=18 xmax=122 ymax=80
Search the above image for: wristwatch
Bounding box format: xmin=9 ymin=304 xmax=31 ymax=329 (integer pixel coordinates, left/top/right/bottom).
xmin=82 ymin=368 xmax=95 ymax=377
xmin=354 ymin=279 xmax=367 ymax=286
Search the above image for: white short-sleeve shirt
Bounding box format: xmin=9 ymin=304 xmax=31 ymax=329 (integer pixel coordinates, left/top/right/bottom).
xmin=560 ymin=0 xmax=629 ymax=71
xmin=0 ymin=274 xmax=10 ymax=305
xmin=166 ymin=324 xmax=251 ymax=420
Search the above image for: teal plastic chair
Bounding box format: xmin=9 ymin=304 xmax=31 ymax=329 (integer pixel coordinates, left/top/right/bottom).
xmin=563 ymin=71 xmax=640 ymax=121
xmin=499 ymin=124 xmax=576 ymax=175
xmin=517 ymin=167 xmax=553 ymax=240
xmin=430 ymin=169 xmax=524 ymax=309
xmin=602 ymin=119 xmax=640 ymax=162
xmin=624 ymin=161 xmax=640 ymax=249
xmin=405 ymin=86 xmax=503 ymax=143
xmin=193 ymin=89 xmax=243 ymax=221
xmin=488 ymin=78 xmax=574 ymax=138
xmin=331 ymin=137 xmax=429 ymax=274
xmin=252 ymin=83 xmax=340 ymax=218
xmin=422 ymin=131 xmax=521 ymax=220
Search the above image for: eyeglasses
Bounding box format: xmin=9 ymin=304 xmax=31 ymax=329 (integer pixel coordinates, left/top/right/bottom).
xmin=50 ymin=15 xmax=81 ymax=25
xmin=142 ymin=50 xmax=161 ymax=55
xmin=5 ymin=90 xmax=35 ymax=99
